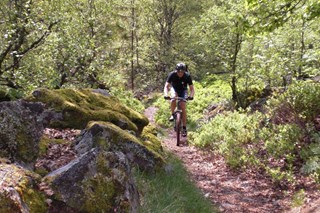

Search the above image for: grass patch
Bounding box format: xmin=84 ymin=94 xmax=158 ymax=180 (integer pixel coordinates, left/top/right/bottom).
xmin=134 ymin=153 xmax=217 ymax=213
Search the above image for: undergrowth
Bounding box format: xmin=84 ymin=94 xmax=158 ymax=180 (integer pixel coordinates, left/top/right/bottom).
xmin=134 ymin=153 xmax=217 ymax=213
xmin=110 ymin=87 xmax=145 ymax=113
xmin=188 ymin=81 xmax=320 ymax=183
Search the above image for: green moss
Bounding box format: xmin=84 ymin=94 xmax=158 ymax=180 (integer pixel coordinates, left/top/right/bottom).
xmin=0 ymin=164 xmax=47 ymax=213
xmin=96 ymin=152 xmax=112 ymax=176
xmin=87 ymin=121 xmax=165 ymax=167
xmin=16 ymin=130 xmax=38 ymax=163
xmin=25 ymin=88 xmax=148 ymax=133
xmin=38 ymin=136 xmax=71 ymax=156
xmin=81 ymin=152 xmax=129 ymax=212
xmin=34 ymin=167 xmax=49 ymax=177
xmin=22 ymin=187 xmax=47 ymax=213
xmin=141 ymin=124 xmax=163 ymax=155
xmin=93 ymin=136 xmax=110 ymax=150
xmin=87 ymin=121 xmax=143 ymax=146
xmin=0 ymin=195 xmax=21 ymax=213
xmin=82 ymin=174 xmax=117 ymax=212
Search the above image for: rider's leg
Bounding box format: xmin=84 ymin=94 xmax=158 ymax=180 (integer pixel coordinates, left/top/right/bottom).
xmin=180 ymin=90 xmax=188 ymax=137
xmin=170 ymin=100 xmax=176 ymax=114
xmin=181 ymin=102 xmax=188 ymax=137
xmin=180 ymin=102 xmax=187 ymax=127
xmin=169 ymin=88 xmax=177 ymax=121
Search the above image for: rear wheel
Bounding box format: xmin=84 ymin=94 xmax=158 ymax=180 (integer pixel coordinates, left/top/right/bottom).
xmin=176 ymin=112 xmax=181 ymax=146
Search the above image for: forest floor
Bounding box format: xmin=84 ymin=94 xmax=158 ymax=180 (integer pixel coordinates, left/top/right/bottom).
xmin=144 ymin=106 xmax=320 ymax=213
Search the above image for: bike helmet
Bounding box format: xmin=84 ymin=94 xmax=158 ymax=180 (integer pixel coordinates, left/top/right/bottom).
xmin=176 ymin=63 xmax=187 ymax=71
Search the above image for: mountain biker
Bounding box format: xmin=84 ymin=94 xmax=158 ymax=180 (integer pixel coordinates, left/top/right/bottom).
xmin=163 ymin=62 xmax=195 ymax=137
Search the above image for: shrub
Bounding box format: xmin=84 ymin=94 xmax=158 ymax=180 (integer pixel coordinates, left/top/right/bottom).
xmin=268 ymin=81 xmax=320 ymax=122
xmin=190 ymin=111 xmax=262 ymax=168
xmin=260 ymin=124 xmax=303 ymax=160
xmin=236 ymin=85 xmax=264 ymax=109
xmin=301 ymin=131 xmax=320 ymax=182
xmin=110 ymin=88 xmax=145 ymax=113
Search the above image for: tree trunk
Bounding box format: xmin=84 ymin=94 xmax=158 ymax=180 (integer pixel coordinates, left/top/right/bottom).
xmin=231 ymin=29 xmax=242 ymax=103
xmin=297 ymin=17 xmax=306 ymax=78
xmin=130 ymin=0 xmax=135 ymax=91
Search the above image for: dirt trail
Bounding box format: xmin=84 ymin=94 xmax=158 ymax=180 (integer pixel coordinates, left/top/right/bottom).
xmin=144 ymin=106 xmax=320 ymax=213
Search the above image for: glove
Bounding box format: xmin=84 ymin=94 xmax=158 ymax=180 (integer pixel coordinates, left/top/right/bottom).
xmin=187 ymin=96 xmax=194 ymax=100
xmin=164 ymin=96 xmax=171 ymax=100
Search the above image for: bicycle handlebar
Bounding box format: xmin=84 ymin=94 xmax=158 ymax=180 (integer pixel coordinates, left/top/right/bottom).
xmin=164 ymin=96 xmax=193 ymax=101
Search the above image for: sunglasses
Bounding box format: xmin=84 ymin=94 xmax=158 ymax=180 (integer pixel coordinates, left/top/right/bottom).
xmin=177 ymin=70 xmax=185 ymax=73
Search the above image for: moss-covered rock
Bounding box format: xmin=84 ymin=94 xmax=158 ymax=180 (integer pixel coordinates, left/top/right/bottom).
xmin=44 ymin=148 xmax=139 ymax=212
xmin=0 ymin=101 xmax=45 ymax=169
xmin=25 ymin=88 xmax=149 ymax=133
xmin=74 ymin=121 xmax=164 ymax=172
xmin=0 ymin=163 xmax=47 ymax=213
xmin=141 ymin=124 xmax=163 ymax=156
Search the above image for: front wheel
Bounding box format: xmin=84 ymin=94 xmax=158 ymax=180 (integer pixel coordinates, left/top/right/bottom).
xmin=175 ymin=112 xmax=181 ymax=146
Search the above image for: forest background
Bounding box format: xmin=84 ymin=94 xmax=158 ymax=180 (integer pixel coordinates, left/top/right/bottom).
xmin=1 ymin=0 xmax=320 ymax=203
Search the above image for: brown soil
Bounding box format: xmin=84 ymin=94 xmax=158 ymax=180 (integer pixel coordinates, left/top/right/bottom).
xmin=144 ymin=106 xmax=320 ymax=213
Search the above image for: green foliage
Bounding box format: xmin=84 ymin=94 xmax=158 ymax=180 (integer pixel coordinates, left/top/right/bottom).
xmin=189 ymin=0 xmax=248 ymax=76
xmin=188 ymin=78 xmax=232 ymax=125
xmin=291 ymin=189 xmax=306 ymax=207
xmin=260 ymin=124 xmax=302 ymax=159
xmin=269 ymin=81 xmax=320 ymax=122
xmin=110 ymin=87 xmax=145 ymax=113
xmin=191 ymin=111 xmax=262 ymax=168
xmin=265 ymin=166 xmax=294 ymax=184
xmin=246 ymin=0 xmax=318 ymax=33
xmin=0 ymin=87 xmax=24 ymax=100
xmin=301 ymin=131 xmax=320 ymax=182
xmin=236 ymin=84 xmax=264 ymax=109
xmin=189 ymin=77 xmax=320 ymax=184
xmin=134 ymin=153 xmax=217 ymax=212
xmin=284 ymin=82 xmax=320 ymax=121
xmin=154 ymin=94 xmax=172 ymax=128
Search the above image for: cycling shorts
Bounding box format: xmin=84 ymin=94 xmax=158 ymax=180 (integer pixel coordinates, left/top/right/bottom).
xmin=170 ymin=88 xmax=188 ymax=99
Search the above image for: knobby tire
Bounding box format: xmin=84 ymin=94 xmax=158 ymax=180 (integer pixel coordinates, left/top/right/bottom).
xmin=176 ymin=112 xmax=181 ymax=146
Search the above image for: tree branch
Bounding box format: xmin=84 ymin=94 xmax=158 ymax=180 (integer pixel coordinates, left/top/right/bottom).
xmin=0 ymin=44 xmax=13 ymax=72
xmin=18 ymin=21 xmax=59 ymax=56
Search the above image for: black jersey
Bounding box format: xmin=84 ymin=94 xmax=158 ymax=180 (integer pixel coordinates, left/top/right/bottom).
xmin=166 ymin=71 xmax=193 ymax=93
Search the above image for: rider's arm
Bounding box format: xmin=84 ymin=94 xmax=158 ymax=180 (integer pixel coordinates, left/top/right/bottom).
xmin=164 ymin=82 xmax=171 ymax=97
xmin=189 ymin=84 xmax=195 ymax=98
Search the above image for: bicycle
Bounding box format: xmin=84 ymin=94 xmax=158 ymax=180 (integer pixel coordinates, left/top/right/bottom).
xmin=165 ymin=96 xmax=192 ymax=146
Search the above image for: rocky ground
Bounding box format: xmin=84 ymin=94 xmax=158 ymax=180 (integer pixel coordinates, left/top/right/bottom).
xmin=144 ymin=106 xmax=320 ymax=213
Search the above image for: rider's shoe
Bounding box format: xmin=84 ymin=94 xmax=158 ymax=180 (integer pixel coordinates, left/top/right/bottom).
xmin=169 ymin=115 xmax=174 ymax=122
xmin=182 ymin=128 xmax=187 ymax=137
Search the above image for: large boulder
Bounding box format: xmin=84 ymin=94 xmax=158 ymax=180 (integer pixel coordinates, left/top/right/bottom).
xmin=0 ymin=101 xmax=51 ymax=169
xmin=26 ymin=88 xmax=149 ymax=133
xmin=74 ymin=121 xmax=164 ymax=172
xmin=0 ymin=162 xmax=47 ymax=213
xmin=43 ymin=148 xmax=140 ymax=212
